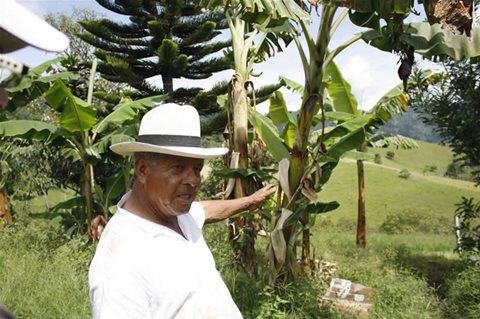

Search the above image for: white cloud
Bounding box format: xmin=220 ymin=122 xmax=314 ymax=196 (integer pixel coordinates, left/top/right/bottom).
xmin=335 ymin=41 xmax=402 ymax=110
xmin=341 ymin=55 xmax=375 ymax=90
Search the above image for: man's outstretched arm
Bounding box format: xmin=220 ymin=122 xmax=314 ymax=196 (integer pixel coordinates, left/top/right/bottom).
xmin=200 ymin=184 xmax=276 ymax=224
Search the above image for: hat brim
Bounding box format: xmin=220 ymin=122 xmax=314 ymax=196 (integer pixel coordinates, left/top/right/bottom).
xmin=1 ymin=0 xmax=69 ymax=53
xmin=110 ymin=142 xmax=228 ymax=159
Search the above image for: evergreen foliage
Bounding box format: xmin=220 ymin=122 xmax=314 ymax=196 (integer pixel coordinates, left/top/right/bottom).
xmin=78 ymin=0 xmax=231 ymax=103
xmin=46 ymin=9 xmax=130 ymax=108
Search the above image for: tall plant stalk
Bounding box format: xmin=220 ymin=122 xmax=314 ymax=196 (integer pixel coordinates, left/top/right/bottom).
xmin=224 ymin=8 xmax=261 ymax=276
xmin=279 ymin=5 xmax=339 ymax=278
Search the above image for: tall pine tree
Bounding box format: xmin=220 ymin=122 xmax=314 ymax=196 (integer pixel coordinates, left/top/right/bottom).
xmin=78 ymin=0 xmax=231 ymax=103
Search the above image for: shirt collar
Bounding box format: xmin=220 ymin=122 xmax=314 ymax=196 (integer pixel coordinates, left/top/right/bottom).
xmin=116 ymin=191 xmax=187 ymax=239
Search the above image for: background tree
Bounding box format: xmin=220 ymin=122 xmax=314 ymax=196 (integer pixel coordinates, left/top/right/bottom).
xmin=412 ymin=57 xmax=480 ymax=185
xmin=0 ymin=10 xmax=134 ymax=228
xmin=1 ymin=57 xmax=167 ymax=232
xmin=78 ymin=0 xmax=231 ymax=105
xmin=46 ymin=8 xmax=131 ymax=108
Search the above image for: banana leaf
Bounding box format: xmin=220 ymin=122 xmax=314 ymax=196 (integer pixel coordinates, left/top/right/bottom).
xmin=0 ymin=120 xmax=57 ymax=140
xmin=45 ymin=80 xmax=97 ymax=133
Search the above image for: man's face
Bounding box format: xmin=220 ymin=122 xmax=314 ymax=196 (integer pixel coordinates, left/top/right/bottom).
xmin=137 ymin=154 xmax=204 ymax=220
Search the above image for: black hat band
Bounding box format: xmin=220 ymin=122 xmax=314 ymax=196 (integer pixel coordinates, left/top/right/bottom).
xmin=138 ymin=134 xmax=201 ymax=147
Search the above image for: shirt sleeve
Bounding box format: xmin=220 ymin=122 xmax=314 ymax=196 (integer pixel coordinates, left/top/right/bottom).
xmin=189 ymin=201 xmax=206 ymax=229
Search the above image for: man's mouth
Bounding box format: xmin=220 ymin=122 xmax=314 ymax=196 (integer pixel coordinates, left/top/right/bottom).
xmin=178 ymin=194 xmax=192 ymax=199
xmin=176 ymin=193 xmax=194 ymax=203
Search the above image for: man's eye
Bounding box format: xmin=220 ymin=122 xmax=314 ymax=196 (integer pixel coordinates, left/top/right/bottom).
xmin=172 ymin=165 xmax=184 ymax=171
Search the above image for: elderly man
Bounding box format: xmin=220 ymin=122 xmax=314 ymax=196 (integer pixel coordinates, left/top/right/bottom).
xmin=89 ymin=103 xmax=275 ymax=318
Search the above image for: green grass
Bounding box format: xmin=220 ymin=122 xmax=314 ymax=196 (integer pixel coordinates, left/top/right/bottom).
xmin=11 ymin=188 xmax=73 ymax=217
xmin=0 ymin=219 xmax=92 ymax=319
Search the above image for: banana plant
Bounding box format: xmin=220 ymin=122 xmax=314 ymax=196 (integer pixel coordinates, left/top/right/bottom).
xmin=252 ymin=84 xmax=375 ymax=280
xmin=0 ymin=58 xmax=79 ymax=222
xmin=0 ymin=59 xmax=167 ymax=230
xmin=248 ymin=0 xmax=480 ymax=281
xmin=200 ymin=0 xmax=310 ymax=277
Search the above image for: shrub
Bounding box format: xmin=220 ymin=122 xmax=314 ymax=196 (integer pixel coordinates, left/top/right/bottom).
xmin=443 ymin=265 xmax=480 ymax=319
xmin=454 ymin=197 xmax=480 ymax=261
xmin=253 ymin=278 xmax=330 ymax=319
xmin=445 ymin=161 xmax=475 ymax=182
xmin=398 ymin=169 xmax=411 ymax=179
xmin=385 ymin=151 xmax=395 ymax=160
xmin=374 ymin=153 xmax=382 ymax=164
xmin=198 ymin=157 xmax=225 ymax=200
xmin=380 ymin=209 xmax=451 ymax=235
xmin=422 ymin=165 xmax=437 ymax=175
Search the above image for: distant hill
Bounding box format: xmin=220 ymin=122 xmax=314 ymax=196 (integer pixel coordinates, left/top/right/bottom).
xmin=378 ymin=109 xmax=441 ymax=144
xmin=318 ymin=140 xmax=480 ymax=231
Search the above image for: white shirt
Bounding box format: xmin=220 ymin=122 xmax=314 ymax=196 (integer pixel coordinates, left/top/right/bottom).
xmin=89 ymin=194 xmax=243 ymax=319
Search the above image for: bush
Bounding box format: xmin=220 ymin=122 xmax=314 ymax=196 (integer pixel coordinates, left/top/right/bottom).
xmin=380 ymin=209 xmax=451 ymax=235
xmin=444 ymin=160 xmax=475 ymax=182
xmin=374 ymin=153 xmax=382 ymax=164
xmin=398 ymin=169 xmax=411 ymax=179
xmin=454 ymin=197 xmax=480 ymax=261
xmin=385 ymin=151 xmax=395 ymax=160
xmin=254 ymin=280 xmax=325 ymax=319
xmin=443 ymin=265 xmax=480 ymax=319
xmin=198 ymin=157 xmax=225 ymax=200
xmin=423 ymin=165 xmax=437 ymax=175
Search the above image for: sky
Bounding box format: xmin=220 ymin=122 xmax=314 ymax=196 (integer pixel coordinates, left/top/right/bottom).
xmin=11 ymin=0 xmax=442 ymax=112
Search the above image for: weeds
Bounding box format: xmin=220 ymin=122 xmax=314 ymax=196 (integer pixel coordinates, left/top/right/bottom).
xmin=442 ymin=265 xmax=480 ymax=319
xmin=0 ymin=218 xmax=92 ymax=319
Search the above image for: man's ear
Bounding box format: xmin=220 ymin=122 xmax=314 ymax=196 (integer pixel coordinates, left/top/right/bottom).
xmin=134 ymin=156 xmax=148 ymax=184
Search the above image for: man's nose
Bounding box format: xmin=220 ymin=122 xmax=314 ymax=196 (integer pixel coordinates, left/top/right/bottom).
xmin=184 ymin=167 xmax=201 ymax=187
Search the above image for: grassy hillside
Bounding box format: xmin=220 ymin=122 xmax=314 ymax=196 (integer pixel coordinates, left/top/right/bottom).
xmin=318 ymin=160 xmax=480 ymax=229
xmin=367 ymin=140 xmax=455 ymax=177
xmin=317 ymin=141 xmax=479 ymax=232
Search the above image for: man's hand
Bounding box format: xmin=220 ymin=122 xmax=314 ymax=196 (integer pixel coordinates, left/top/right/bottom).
xmin=246 ymin=184 xmax=276 ymax=211
xmin=91 ymin=215 xmax=108 ymax=241
xmin=202 ymin=184 xmax=276 ymax=224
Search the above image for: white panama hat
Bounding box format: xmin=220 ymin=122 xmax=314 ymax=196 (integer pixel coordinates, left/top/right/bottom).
xmin=110 ymin=103 xmax=228 ymax=159
xmin=0 ymin=0 xmax=69 ymax=53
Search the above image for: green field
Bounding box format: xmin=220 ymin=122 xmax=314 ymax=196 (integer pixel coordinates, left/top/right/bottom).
xmin=318 ymin=141 xmax=479 ymax=229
